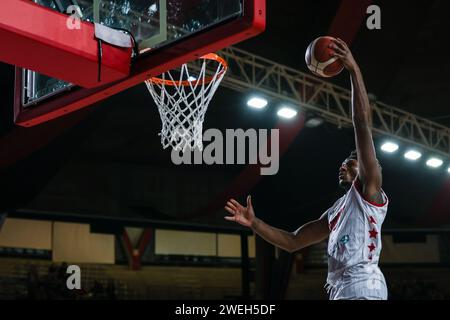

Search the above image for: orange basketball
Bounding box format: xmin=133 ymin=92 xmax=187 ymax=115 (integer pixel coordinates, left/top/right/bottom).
xmin=305 ymin=36 xmax=344 ymax=78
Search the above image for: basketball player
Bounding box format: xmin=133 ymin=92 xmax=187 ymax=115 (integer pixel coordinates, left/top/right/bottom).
xmin=224 ymin=38 xmax=388 ymax=300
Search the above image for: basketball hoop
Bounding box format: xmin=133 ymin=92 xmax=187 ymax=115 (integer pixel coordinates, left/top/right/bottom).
xmin=145 ymin=53 xmax=228 ymax=152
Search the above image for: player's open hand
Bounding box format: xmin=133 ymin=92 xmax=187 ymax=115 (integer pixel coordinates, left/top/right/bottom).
xmin=329 ymin=38 xmax=358 ymax=72
xmin=225 ymin=196 xmax=255 ymax=228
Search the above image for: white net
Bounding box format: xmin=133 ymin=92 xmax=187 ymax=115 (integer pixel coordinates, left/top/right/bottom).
xmin=145 ymin=54 xmax=227 ymax=152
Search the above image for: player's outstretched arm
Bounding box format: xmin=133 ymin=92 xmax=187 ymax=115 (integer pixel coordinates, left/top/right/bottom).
xmin=330 ymin=38 xmax=383 ymax=204
xmin=225 ymin=196 xmax=330 ymax=253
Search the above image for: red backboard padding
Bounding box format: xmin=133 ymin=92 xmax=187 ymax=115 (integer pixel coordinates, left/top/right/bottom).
xmin=11 ymin=0 xmax=265 ymax=127
xmin=0 ymin=0 xmax=131 ymax=88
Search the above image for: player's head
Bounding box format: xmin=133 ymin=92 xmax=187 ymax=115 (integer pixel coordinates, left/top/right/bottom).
xmin=338 ymin=150 xmax=359 ymax=189
xmin=339 ymin=150 xmax=382 ymax=189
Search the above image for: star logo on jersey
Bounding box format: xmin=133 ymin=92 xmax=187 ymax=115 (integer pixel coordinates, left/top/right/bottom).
xmin=369 ymin=228 xmax=378 ymax=239
xmin=369 ymin=216 xmax=377 ymax=224
xmin=368 ymin=243 xmax=376 ymax=252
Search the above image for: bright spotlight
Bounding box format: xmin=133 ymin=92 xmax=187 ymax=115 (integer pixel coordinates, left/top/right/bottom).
xmin=380 ymin=142 xmax=399 ymax=153
xmin=305 ymin=117 xmax=324 ymax=128
xmin=447 ymin=167 xmax=450 ymax=174
xmin=277 ymin=107 xmax=298 ymax=119
xmin=247 ymin=97 xmax=268 ymax=109
xmin=426 ymin=158 xmax=443 ymax=168
xmin=404 ymin=150 xmax=422 ymax=161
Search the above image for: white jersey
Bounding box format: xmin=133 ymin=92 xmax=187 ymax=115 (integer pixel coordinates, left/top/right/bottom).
xmin=325 ymin=179 xmax=388 ymax=300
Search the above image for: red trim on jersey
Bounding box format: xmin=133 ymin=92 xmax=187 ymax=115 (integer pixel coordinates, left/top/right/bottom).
xmin=329 ymin=207 xmax=344 ymax=231
xmin=354 ymin=178 xmax=387 ymax=208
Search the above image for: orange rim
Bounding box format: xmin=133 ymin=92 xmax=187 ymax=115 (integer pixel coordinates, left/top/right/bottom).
xmin=148 ymin=53 xmax=228 ymax=86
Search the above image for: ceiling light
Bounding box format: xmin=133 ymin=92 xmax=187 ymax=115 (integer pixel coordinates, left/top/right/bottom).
xmin=305 ymin=117 xmax=324 ymax=128
xmin=277 ymin=107 xmax=298 ymax=119
xmin=380 ymin=142 xmax=399 ymax=153
xmin=404 ymin=150 xmax=422 ymax=161
xmin=426 ymin=158 xmax=443 ymax=168
xmin=247 ymin=97 xmax=268 ymax=109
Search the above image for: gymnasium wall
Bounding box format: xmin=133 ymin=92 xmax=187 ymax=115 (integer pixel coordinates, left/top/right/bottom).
xmin=381 ymin=235 xmax=441 ymax=264
xmin=0 ymin=218 xmax=52 ymax=250
xmin=2 ymin=218 xmax=441 ymax=265
xmin=52 ymin=222 xmax=115 ymax=263
xmin=0 ymin=218 xmax=114 ymax=264
xmin=0 ymin=218 xmax=256 ymax=263
xmin=155 ymin=231 xmax=256 ymax=258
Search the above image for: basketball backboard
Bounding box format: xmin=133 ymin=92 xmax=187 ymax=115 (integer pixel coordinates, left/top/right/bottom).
xmin=4 ymin=0 xmax=265 ymax=127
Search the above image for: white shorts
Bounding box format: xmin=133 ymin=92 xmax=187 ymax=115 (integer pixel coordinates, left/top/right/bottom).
xmin=329 ymin=270 xmax=388 ymax=300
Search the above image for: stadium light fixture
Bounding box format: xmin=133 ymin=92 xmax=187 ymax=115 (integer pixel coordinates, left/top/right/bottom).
xmin=277 ymin=106 xmax=298 ymax=119
xmin=247 ymin=97 xmax=268 ymax=109
xmin=426 ymin=158 xmax=443 ymax=168
xmin=380 ymin=142 xmax=399 ymax=153
xmin=305 ymin=117 xmax=324 ymax=128
xmin=404 ymin=150 xmax=422 ymax=161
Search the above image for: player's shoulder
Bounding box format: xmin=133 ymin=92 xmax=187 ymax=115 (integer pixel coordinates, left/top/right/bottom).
xmin=350 ymin=178 xmax=389 ymax=209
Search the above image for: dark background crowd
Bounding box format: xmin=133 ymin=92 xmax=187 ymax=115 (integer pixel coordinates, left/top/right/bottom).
xmin=21 ymin=263 xmax=116 ymax=300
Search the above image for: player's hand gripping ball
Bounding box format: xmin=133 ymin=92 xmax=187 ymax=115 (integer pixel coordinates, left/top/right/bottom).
xmin=305 ymin=36 xmax=344 ymax=78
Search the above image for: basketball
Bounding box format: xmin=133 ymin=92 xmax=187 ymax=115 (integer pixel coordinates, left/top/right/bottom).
xmin=305 ymin=36 xmax=344 ymax=78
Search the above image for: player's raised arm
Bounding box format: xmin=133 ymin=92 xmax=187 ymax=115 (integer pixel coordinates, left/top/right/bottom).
xmin=225 ymin=196 xmax=330 ymax=253
xmin=330 ymin=38 xmax=383 ymax=204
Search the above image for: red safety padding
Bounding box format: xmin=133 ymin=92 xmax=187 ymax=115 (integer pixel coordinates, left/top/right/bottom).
xmin=0 ymin=0 xmax=131 ymax=88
